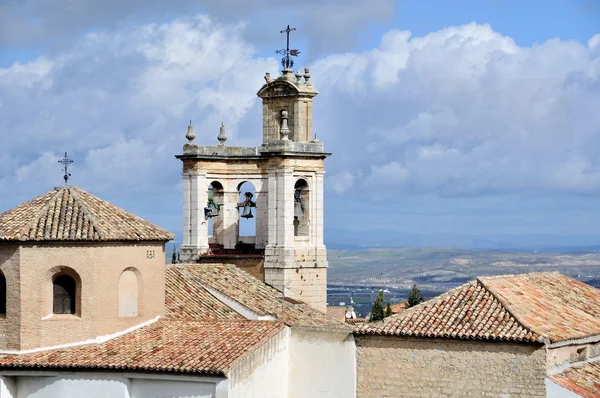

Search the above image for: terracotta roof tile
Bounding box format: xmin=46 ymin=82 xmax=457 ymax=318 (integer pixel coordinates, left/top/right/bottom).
xmin=327 ymin=306 xmax=347 ymax=323
xmin=167 ymin=264 xmax=350 ymax=330
xmin=480 ymin=272 xmax=600 ymax=343
xmin=355 ymin=280 xmax=541 ymax=343
xmin=165 ymin=267 xmax=244 ymax=320
xmin=550 ymin=361 xmax=600 ymax=397
xmin=0 ymin=187 xmax=174 ymax=242
xmin=390 ymin=301 xmax=408 ymax=314
xmin=0 ymin=319 xmax=284 ymax=375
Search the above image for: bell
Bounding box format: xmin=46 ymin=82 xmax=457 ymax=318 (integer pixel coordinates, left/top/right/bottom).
xmin=294 ymin=201 xmax=304 ymax=218
xmin=204 ymin=201 xmax=219 ymax=219
xmin=241 ymin=205 xmax=254 ymax=219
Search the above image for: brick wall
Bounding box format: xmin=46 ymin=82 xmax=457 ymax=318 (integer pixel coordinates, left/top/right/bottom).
xmin=8 ymin=241 xmax=166 ymax=350
xmin=0 ymin=245 xmax=21 ymax=349
xmin=356 ymin=335 xmax=546 ymax=398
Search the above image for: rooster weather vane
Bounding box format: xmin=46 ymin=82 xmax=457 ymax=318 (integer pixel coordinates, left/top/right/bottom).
xmin=58 ymin=152 xmax=73 ymax=185
xmin=275 ymin=25 xmax=300 ymax=69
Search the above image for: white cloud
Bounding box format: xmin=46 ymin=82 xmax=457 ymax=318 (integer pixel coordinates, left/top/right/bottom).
xmin=329 ymin=171 xmax=356 ymax=194
xmin=1 ymin=18 xmax=600 ymax=236
xmin=312 ymin=23 xmax=600 ymax=197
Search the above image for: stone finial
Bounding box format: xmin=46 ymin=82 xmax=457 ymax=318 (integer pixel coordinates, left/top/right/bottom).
xmin=295 ymin=70 xmax=302 ymax=83
xmin=280 ymin=110 xmax=291 ymax=140
xmin=264 ymin=72 xmax=273 ymax=83
xmin=303 ymin=67 xmax=311 ymax=83
xmin=217 ymin=122 xmax=227 ymax=146
xmin=185 ymin=120 xmax=195 ymax=143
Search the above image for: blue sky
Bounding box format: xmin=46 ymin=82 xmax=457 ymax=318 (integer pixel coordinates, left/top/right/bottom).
xmin=1 ymin=0 xmax=599 ymax=247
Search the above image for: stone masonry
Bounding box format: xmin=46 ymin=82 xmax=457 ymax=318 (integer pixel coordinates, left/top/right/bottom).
xmin=177 ymin=67 xmax=330 ymax=312
xmin=356 ymin=336 xmax=546 ymax=398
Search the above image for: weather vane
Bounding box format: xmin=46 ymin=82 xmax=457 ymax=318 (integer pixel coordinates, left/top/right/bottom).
xmin=275 ymin=25 xmax=300 ymax=70
xmin=58 ymin=152 xmax=73 ymax=185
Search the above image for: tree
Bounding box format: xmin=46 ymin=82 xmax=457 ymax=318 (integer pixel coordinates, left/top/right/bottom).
xmin=384 ymin=302 xmax=393 ymax=318
xmin=407 ymin=284 xmax=425 ymax=308
xmin=171 ymin=246 xmax=177 ymax=264
xmin=369 ymin=290 xmax=385 ymax=322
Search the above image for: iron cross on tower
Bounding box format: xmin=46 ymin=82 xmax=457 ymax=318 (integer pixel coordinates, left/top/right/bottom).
xmin=275 ymin=25 xmax=300 ymax=70
xmin=58 ymin=152 xmax=73 ymax=185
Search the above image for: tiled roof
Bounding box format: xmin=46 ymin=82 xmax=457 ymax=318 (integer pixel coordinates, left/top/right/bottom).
xmin=327 ymin=306 xmax=347 ymax=323
xmin=480 ymin=272 xmax=600 ymax=343
xmin=0 ymin=319 xmax=284 ymax=375
xmin=550 ymin=361 xmax=600 ymax=398
xmin=355 ymin=280 xmax=541 ymax=343
xmin=346 ymin=318 xmax=367 ymax=325
xmin=356 ymin=272 xmax=600 ymax=344
xmin=165 ymin=267 xmax=244 ymax=320
xmin=167 ymin=264 xmax=350 ymax=330
xmin=0 ymin=187 xmax=174 ymax=242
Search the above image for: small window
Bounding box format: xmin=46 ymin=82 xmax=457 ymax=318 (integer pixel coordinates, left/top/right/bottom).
xmin=53 ymin=275 xmax=76 ymax=314
xmin=0 ymin=273 xmax=5 ymax=316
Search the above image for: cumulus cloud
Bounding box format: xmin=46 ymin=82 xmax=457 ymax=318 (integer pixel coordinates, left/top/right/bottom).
xmin=1 ymin=18 xmax=600 ymax=236
xmin=312 ymin=23 xmax=600 ymax=198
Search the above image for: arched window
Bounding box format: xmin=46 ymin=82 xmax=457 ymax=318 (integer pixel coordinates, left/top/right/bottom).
xmin=53 ymin=274 xmax=76 ymax=314
xmin=119 ymin=269 xmax=140 ymax=317
xmin=294 ymin=179 xmax=310 ymax=237
xmin=0 ymin=272 xmax=6 ymax=316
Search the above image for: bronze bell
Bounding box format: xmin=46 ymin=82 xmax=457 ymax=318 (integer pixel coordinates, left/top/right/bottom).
xmin=204 ymin=200 xmax=219 ymax=219
xmin=241 ymin=205 xmax=254 ymax=219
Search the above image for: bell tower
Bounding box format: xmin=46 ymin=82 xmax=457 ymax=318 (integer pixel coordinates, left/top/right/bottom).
xmin=177 ymin=26 xmax=330 ymax=312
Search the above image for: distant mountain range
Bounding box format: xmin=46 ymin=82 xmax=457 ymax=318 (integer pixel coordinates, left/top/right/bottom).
xmin=324 ymin=228 xmax=600 ymax=252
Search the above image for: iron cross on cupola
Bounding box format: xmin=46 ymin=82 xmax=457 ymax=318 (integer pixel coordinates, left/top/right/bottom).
xmin=275 ymin=25 xmax=300 ymax=70
xmin=58 ymin=152 xmax=73 ymax=185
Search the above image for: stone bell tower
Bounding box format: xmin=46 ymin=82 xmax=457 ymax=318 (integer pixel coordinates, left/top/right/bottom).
xmin=177 ymin=30 xmax=330 ymax=312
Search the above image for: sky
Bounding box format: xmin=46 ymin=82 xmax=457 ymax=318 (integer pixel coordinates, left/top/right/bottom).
xmin=0 ymin=0 xmax=599 ymax=245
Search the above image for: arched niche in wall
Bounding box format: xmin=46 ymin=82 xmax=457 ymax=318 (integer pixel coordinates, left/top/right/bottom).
xmin=237 ymin=181 xmax=257 ymax=245
xmin=119 ymin=268 xmax=142 ymax=318
xmin=294 ymin=178 xmax=310 ymax=237
xmin=207 ymin=181 xmax=224 ymax=241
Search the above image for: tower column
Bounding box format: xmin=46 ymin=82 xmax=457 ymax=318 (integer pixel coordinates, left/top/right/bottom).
xmin=180 ymin=171 xmax=209 ymax=262
xmin=221 ymin=190 xmax=240 ymax=249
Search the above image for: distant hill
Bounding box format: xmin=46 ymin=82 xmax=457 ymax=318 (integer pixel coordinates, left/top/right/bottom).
xmin=324 ymin=228 xmax=600 ymax=252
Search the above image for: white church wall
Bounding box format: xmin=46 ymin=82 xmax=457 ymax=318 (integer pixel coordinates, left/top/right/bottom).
xmin=545 ymin=378 xmax=581 ymax=397
xmin=228 ymin=326 xmax=289 ymax=398
xmin=129 ymin=378 xmax=215 ymax=398
xmin=15 ymin=374 xmax=130 ymax=398
xmin=0 ymin=376 xmax=17 ymax=398
xmin=0 ymin=373 xmax=223 ymax=398
xmin=289 ymin=328 xmax=356 ymax=398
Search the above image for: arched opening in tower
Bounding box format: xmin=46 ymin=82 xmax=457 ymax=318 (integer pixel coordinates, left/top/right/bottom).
xmin=237 ymin=181 xmax=257 ymax=250
xmin=294 ymin=178 xmax=310 ymax=237
xmin=207 ymin=181 xmax=224 ymax=245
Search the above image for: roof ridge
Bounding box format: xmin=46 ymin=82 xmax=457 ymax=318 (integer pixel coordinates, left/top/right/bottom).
xmin=67 ymin=187 xmax=105 ymax=240
xmin=476 ymin=277 xmax=545 ymax=343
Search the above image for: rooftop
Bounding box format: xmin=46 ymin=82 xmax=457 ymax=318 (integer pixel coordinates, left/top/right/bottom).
xmin=0 ymin=187 xmax=174 ymax=242
xmin=0 ymin=319 xmax=284 ymax=376
xmin=356 ymin=272 xmax=600 ymax=344
xmin=166 ymin=264 xmax=349 ymax=330
xmin=550 ymin=361 xmax=600 ymax=397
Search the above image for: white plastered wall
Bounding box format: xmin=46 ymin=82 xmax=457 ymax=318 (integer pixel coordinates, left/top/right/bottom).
xmin=0 ymin=373 xmax=221 ymax=398
xmin=228 ymin=327 xmax=290 ymax=398
xmin=289 ymin=328 xmax=356 ymax=398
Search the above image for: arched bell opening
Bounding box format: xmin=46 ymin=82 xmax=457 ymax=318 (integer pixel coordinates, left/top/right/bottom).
xmin=294 ymin=179 xmax=310 ymax=237
xmin=237 ymin=181 xmax=257 ymax=250
xmin=206 ymin=181 xmax=224 ymax=245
